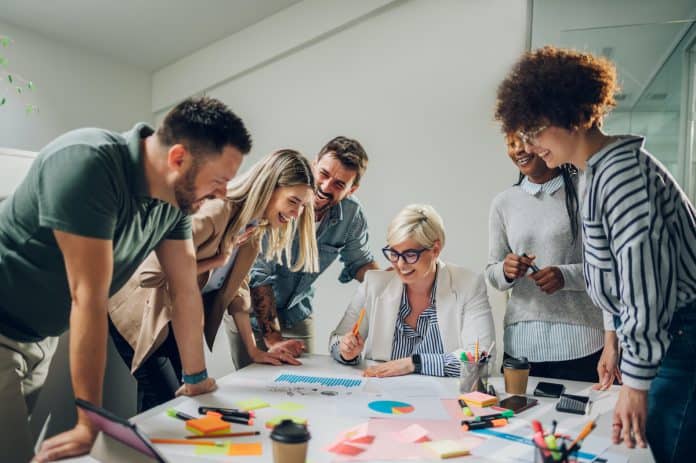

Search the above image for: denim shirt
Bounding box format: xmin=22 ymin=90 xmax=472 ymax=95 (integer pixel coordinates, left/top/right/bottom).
xmin=249 ymin=195 xmax=374 ymax=327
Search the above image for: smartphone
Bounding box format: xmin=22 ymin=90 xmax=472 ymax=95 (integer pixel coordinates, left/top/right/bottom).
xmin=555 ymin=393 xmax=590 ymax=415
xmin=498 ymin=395 xmax=539 ymax=414
xmin=533 ymin=381 xmax=565 ymax=398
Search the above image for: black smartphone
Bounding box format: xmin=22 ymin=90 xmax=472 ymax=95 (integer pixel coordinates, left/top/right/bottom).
xmin=533 ymin=381 xmax=565 ymax=398
xmin=499 ymin=395 xmax=539 ymax=414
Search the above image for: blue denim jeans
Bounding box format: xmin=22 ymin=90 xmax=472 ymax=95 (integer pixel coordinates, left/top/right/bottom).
xmin=647 ymin=302 xmax=696 ymax=462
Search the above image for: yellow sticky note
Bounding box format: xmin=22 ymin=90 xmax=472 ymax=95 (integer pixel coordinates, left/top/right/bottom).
xmin=274 ymin=401 xmax=305 ymax=412
xmin=423 ymin=439 xmax=470 ymax=459
xmin=236 ymin=398 xmax=270 ymax=411
xmin=227 ymin=442 xmax=263 ymax=456
xmin=195 ymin=444 xmax=228 ymax=456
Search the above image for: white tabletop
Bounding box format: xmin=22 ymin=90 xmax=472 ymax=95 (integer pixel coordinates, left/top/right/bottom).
xmin=64 ymin=354 xmax=654 ymax=462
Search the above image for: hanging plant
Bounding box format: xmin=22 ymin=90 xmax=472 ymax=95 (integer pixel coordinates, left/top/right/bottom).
xmin=0 ymin=35 xmax=38 ymax=114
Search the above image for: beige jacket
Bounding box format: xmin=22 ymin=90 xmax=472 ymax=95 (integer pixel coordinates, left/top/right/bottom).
xmin=109 ymin=198 xmax=261 ymax=373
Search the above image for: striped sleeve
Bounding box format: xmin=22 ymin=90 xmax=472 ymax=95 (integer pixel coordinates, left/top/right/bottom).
xmin=419 ymin=353 xmax=460 ymax=377
xmin=598 ymin=153 xmax=677 ymax=390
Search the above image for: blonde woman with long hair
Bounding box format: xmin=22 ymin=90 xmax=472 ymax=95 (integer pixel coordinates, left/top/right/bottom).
xmin=109 ymin=149 xmax=318 ymax=411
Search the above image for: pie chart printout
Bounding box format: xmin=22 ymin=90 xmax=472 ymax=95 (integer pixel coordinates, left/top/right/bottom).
xmin=368 ymin=400 xmax=415 ymax=415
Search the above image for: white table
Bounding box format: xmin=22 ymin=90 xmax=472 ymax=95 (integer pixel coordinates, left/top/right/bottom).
xmin=65 ymin=354 xmax=654 ymax=462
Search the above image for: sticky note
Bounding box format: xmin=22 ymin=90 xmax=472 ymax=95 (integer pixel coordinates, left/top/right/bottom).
xmin=236 ymin=398 xmax=270 ymax=411
xmin=460 ymin=392 xmax=497 ymax=407
xmin=265 ymin=415 xmax=308 ymax=429
xmin=186 ymin=412 xmax=230 ymax=436
xmin=227 ymin=442 xmax=263 ymax=456
xmin=327 ymin=441 xmax=365 ymax=455
xmin=343 ymin=422 xmax=374 ymax=444
xmin=422 ymin=439 xmax=471 ymax=459
xmin=274 ymin=401 xmax=305 ymax=412
xmin=195 ymin=444 xmax=228 ymax=456
xmin=391 ymin=424 xmax=430 ymax=443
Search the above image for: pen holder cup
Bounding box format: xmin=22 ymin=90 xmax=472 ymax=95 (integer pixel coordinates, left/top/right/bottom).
xmin=459 ymin=361 xmax=489 ymax=393
xmin=533 ymin=440 xmax=579 ymax=463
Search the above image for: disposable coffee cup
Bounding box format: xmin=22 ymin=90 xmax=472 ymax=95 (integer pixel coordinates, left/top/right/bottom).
xmin=270 ymin=419 xmax=311 ymax=463
xmin=503 ymin=356 xmax=530 ymax=394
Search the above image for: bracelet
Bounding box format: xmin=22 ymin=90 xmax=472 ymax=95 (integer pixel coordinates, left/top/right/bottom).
xmin=182 ymin=368 xmax=208 ymax=385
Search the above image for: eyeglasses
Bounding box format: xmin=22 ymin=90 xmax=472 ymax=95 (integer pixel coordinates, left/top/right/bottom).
xmin=382 ymin=246 xmax=429 ymax=264
xmin=517 ymin=125 xmax=547 ymax=145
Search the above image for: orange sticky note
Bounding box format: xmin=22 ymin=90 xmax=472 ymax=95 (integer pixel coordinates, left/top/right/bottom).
xmin=186 ymin=412 xmax=230 ymax=436
xmin=328 ymin=441 xmax=365 ymax=455
xmin=460 ymin=392 xmax=497 ymax=408
xmin=227 ymin=442 xmax=263 ymax=456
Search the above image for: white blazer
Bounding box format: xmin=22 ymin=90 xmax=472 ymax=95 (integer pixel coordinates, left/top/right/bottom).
xmin=329 ymin=261 xmax=495 ymax=362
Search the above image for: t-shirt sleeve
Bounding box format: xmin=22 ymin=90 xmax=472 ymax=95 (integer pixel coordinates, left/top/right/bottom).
xmin=165 ymin=214 xmax=192 ymax=240
xmin=37 ymin=146 xmax=119 ymax=239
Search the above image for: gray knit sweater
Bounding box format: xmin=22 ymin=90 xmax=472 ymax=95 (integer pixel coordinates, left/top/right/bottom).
xmin=486 ymin=179 xmax=603 ymax=330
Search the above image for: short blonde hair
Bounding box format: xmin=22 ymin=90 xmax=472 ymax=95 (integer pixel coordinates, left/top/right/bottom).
xmin=387 ymin=204 xmax=445 ymax=249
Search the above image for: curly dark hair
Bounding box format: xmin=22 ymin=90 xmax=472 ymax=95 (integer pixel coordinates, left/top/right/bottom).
xmin=495 ymin=46 xmax=619 ymax=134
xmin=157 ymin=96 xmax=252 ymax=158
xmin=317 ymin=136 xmax=369 ymax=186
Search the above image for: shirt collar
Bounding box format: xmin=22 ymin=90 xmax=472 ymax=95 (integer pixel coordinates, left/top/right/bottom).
xmin=586 ymin=135 xmax=645 ymax=170
xmin=124 ymin=122 xmax=155 ymax=197
xmin=520 ymin=174 xmax=564 ymax=196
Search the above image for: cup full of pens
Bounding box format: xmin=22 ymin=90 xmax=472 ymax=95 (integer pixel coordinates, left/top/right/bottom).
xmin=459 ymin=340 xmax=493 ymax=393
xmin=532 ymin=418 xmax=596 ymax=463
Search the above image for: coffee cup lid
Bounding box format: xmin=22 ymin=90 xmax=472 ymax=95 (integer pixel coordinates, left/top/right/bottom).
xmin=502 ymin=356 xmax=530 ymax=369
xmin=270 ymin=419 xmax=311 ymax=444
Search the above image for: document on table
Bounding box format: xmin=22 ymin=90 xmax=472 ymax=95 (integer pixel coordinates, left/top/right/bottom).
xmin=365 ymin=375 xmax=450 ymax=397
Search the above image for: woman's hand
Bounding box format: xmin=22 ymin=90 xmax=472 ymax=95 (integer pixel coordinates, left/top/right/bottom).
xmin=175 ymin=377 xmax=217 ymax=397
xmin=529 ymin=266 xmax=565 ymax=294
xmin=594 ymin=331 xmax=622 ymax=390
xmin=503 ymin=253 xmax=536 ymax=281
xmin=339 ymin=332 xmax=364 ymax=361
xmin=251 ymin=346 xmax=302 ymax=366
xmin=363 ymin=357 xmax=415 ymax=377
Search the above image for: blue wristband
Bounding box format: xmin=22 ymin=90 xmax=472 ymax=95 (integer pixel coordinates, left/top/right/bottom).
xmin=182 ymin=368 xmax=208 ymax=385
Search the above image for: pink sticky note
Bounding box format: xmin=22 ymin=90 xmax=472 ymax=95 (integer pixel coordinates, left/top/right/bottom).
xmin=327 ymin=441 xmax=366 ymax=456
xmin=344 ymin=422 xmax=375 ymax=444
xmin=391 ymin=424 xmax=431 ymax=443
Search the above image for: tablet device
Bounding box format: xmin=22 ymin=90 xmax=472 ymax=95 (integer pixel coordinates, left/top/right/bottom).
xmin=533 ymin=381 xmax=565 ymax=398
xmin=498 ymin=395 xmax=539 ymax=414
xmin=76 ymin=398 xmax=167 ymax=462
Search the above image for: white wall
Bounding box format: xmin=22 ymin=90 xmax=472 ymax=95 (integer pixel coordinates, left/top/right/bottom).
xmin=0 ymin=19 xmax=151 ymax=438
xmin=154 ymin=0 xmax=528 ymax=377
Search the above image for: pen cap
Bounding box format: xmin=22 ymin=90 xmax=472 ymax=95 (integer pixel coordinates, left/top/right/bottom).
xmin=270 ymin=419 xmax=311 ymax=444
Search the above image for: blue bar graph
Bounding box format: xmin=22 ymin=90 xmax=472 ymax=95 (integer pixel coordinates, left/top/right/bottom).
xmin=273 ymin=373 xmax=363 ymax=388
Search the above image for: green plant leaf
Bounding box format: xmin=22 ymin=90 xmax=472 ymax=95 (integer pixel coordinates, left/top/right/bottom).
xmin=0 ymin=97 xmax=6 ymax=106
xmin=0 ymin=56 xmax=7 ymax=66
xmin=26 ymin=104 xmax=34 ymax=114
xmin=27 ymin=81 xmax=34 ymax=90
xmin=0 ymin=37 xmax=10 ymax=47
xmin=7 ymin=74 xmax=13 ymax=83
xmin=16 ymin=86 xmax=22 ymax=94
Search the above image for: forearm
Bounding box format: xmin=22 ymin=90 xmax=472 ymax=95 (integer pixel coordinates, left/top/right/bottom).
xmin=251 ymin=285 xmax=282 ymax=342
xmin=170 ymin=292 xmax=206 ymax=374
xmin=355 ymin=261 xmax=379 ymax=283
xmin=231 ymin=311 xmax=258 ymax=353
xmin=70 ymin=297 xmax=108 ymax=425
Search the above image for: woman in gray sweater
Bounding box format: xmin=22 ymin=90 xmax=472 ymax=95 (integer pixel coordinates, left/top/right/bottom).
xmin=486 ymin=134 xmax=603 ymax=382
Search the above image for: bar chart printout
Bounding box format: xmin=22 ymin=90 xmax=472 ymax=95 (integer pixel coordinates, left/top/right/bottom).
xmin=273 ymin=372 xmax=364 ymax=390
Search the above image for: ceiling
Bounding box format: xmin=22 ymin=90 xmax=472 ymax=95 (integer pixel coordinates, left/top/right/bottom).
xmin=0 ymin=0 xmax=302 ymax=71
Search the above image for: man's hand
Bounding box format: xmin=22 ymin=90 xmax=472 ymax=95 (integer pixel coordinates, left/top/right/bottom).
xmin=235 ymin=224 xmax=258 ymax=247
xmin=612 ymin=385 xmax=648 ymax=449
xmin=33 ymin=423 xmax=97 ymax=462
xmin=503 ymin=253 xmax=535 ymax=281
xmin=339 ymin=333 xmax=364 ymax=361
xmin=594 ymin=334 xmax=622 ymax=391
xmin=266 ymin=336 xmax=305 ymax=358
xmin=250 ymin=347 xmax=302 ymax=366
xmin=529 ymin=266 xmax=565 ymax=294
xmin=363 ymin=358 xmax=415 ymax=378
xmin=175 ymin=377 xmax=217 ymax=397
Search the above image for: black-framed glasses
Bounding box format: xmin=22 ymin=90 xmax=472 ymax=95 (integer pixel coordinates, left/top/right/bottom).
xmin=517 ymin=125 xmax=547 ymax=145
xmin=382 ymin=246 xmax=429 ymax=264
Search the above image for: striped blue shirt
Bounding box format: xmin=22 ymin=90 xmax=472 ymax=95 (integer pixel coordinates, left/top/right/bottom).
xmin=582 ymin=135 xmax=696 ymax=390
xmin=388 ymin=278 xmax=460 ymax=377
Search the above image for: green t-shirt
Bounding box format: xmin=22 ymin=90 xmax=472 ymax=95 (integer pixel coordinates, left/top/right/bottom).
xmin=0 ymin=123 xmax=191 ymax=341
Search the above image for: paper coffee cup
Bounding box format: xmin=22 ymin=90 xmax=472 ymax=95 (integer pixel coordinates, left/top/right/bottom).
xmin=270 ymin=419 xmax=311 ymax=463
xmin=503 ymin=356 xmax=530 ymax=395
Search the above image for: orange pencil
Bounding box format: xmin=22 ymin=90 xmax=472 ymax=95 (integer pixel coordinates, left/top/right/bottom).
xmin=352 ymin=307 xmax=366 ymax=336
xmin=568 ymin=419 xmax=597 ymax=451
xmin=474 ymin=339 xmax=479 ymax=363
xmin=151 ymin=438 xmax=221 ymax=446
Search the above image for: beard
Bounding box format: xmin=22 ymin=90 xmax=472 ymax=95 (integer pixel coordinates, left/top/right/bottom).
xmin=174 ymin=162 xmax=200 ymax=215
xmin=314 ymin=187 xmax=335 ymax=214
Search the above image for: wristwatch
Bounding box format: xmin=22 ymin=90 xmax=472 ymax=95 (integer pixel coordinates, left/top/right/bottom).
xmin=182 ymin=368 xmax=208 ymax=385
xmin=412 ymin=354 xmax=422 ymax=374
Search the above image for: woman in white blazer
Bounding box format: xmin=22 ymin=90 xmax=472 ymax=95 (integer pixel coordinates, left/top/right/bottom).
xmin=329 ymin=204 xmax=495 ymax=377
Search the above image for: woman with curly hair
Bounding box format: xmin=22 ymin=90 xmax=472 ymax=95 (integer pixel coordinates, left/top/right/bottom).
xmin=495 ymin=46 xmax=696 ymax=462
xmin=486 ymin=134 xmax=603 ymax=382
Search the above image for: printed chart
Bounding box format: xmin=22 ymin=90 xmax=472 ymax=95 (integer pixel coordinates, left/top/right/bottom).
xmin=273 ymin=372 xmax=364 ymax=389
xmin=368 ymin=400 xmax=415 ymax=415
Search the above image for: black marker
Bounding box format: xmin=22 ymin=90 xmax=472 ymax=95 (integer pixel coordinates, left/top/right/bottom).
xmin=521 ymin=253 xmax=540 ymax=273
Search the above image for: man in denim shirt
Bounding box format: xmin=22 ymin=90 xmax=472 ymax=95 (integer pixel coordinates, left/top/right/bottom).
xmin=225 ymin=137 xmax=378 ymax=368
